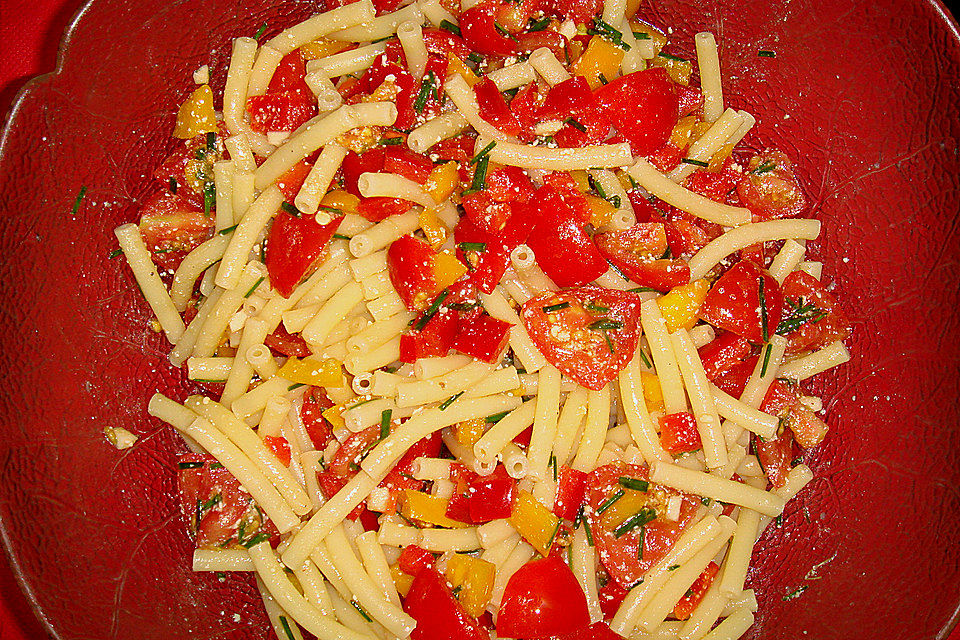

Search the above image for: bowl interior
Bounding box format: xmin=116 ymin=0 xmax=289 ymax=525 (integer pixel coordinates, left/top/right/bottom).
xmin=1 ymin=0 xmax=959 ymax=638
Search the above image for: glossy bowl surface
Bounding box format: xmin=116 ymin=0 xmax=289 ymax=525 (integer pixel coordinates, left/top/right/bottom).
xmin=1 ymin=0 xmax=959 ymax=638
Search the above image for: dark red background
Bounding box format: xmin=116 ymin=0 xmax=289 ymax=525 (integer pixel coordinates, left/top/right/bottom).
xmin=1 ymin=1 xmax=959 ymax=639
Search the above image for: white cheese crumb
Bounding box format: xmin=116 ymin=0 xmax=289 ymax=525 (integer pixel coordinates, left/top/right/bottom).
xmin=559 ymin=19 xmax=578 ymax=39
xmin=193 ymin=65 xmax=210 ymax=85
xmin=266 ymin=131 xmax=291 ymax=146
xmin=104 ymin=426 xmax=138 ymax=450
xmin=534 ymin=120 xmax=564 ymax=136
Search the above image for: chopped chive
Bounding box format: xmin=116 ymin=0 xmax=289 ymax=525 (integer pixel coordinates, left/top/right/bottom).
xmin=467 ymin=52 xmax=484 ymax=64
xmin=638 ymin=349 xmax=653 ymax=369
xmin=459 ymin=241 xmax=487 ymax=252
xmin=349 ymin=397 xmax=376 ymax=409
xmin=701 ymin=496 xmax=713 ymax=506
xmin=583 ymin=517 xmax=595 ymax=546
xmin=210 ymin=462 xmax=223 ymax=469
xmin=244 ymin=276 xmax=265 ymax=298
xmin=609 ymin=194 xmax=621 ymax=208
xmin=380 ymin=136 xmax=404 ymax=145
xmin=218 ymin=224 xmax=238 ymax=235
xmin=493 ymin=22 xmax=517 ymax=41
xmin=108 ymin=248 xmax=122 ymax=259
xmin=332 ymin=233 xmax=351 ymax=240
xmin=588 ymin=318 xmax=623 ymax=332
xmin=470 ymin=140 xmax=497 ymax=164
xmin=585 ymin=301 xmax=610 ymax=314
xmin=774 ymin=514 xmax=783 ymax=527
xmin=758 ymin=276 xmax=769 ymax=342
xmin=627 ymin=286 xmax=661 ymax=294
xmin=169 ymin=177 xmax=178 ymax=193
xmin=758 ymin=50 xmax=776 ymax=58
xmin=777 ymin=296 xmax=827 ymax=334
xmin=667 ymin=563 xmax=680 ymax=571
xmin=597 ymin=489 xmax=625 ymax=514
xmin=597 ymin=72 xmax=609 ymax=85
xmin=657 ymin=52 xmax=687 ymax=62
xmin=240 ymin=531 xmax=271 ymax=548
xmin=632 ymin=31 xmax=651 ymax=40
xmin=782 ymin=585 xmax=808 ymax=601
xmin=614 ymin=508 xmax=658 ymax=537
xmin=178 ymin=461 xmax=204 ymax=469
xmin=287 ymin=383 xmax=306 ymax=391
xmin=370 ymin=35 xmax=393 ymax=44
xmin=550 ymin=454 xmax=558 ymax=482
xmin=543 ymin=302 xmax=571 ymax=313
xmin=281 ymin=201 xmax=301 ymax=217
xmin=448 ymin=301 xmax=478 ymax=311
xmin=618 ymin=477 xmax=649 ymax=492
xmin=278 ymin=616 xmax=296 ymax=640
xmin=206 ymin=131 xmax=216 ymax=150
xmin=379 ymin=409 xmax=393 ymax=440
xmin=203 ymin=181 xmax=216 ymax=217
xmin=439 ymin=391 xmax=464 ymax=410
xmin=191 ymin=378 xmax=225 ymax=383
xmin=485 ymin=410 xmax=509 ymax=423
xmin=602 ymin=332 xmax=614 ymax=353
xmin=467 ymin=153 xmax=489 ymax=192
xmin=414 ymin=289 xmax=449 ymax=330
xmin=439 ymin=19 xmax=462 ymax=36
xmin=760 ymin=343 xmax=773 ymax=377
xmin=318 ymin=205 xmax=344 ymax=215
xmin=566 ymin=117 xmax=588 ymax=133
xmin=546 ymin=518 xmax=562 ymax=550
xmin=574 ymin=504 xmax=585 ymax=528
xmin=413 ymin=71 xmax=437 ymax=114
xmin=753 ymin=159 xmax=778 ymax=175
xmin=71 ymin=185 xmax=88 ymax=216
xmin=253 ymin=22 xmax=268 ymax=41
xmin=528 ymin=16 xmax=550 ymax=31
xmin=590 ymin=176 xmax=608 ymax=199
xmin=351 ymin=600 xmax=374 ymax=622
xmin=681 ymin=158 xmax=710 ymax=167
xmin=588 ymin=17 xmax=631 ymax=51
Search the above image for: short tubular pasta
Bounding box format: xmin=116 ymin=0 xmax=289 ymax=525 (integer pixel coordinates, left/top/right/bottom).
xmin=778 ymin=340 xmax=851 ymax=380
xmin=687 ymin=219 xmax=822 ymax=280
xmin=485 ymin=137 xmax=635 ymax=170
xmin=649 ymin=462 xmax=786 ymax=517
xmin=628 ymin=159 xmax=751 ymax=227
xmin=114 ymin=224 xmax=185 ymax=342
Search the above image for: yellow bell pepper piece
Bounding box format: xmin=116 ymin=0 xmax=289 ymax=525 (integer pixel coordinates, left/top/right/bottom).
xmin=669 ymin=115 xmax=698 ymax=150
xmin=455 ymin=418 xmax=486 ymax=449
xmin=568 ymin=170 xmax=591 ymax=192
xmin=400 ymin=490 xmax=470 ymax=528
xmin=419 ymin=208 xmax=448 ymax=250
xmin=445 ymin=554 xmax=496 ymax=618
xmin=509 ymin=491 xmax=560 ymax=556
xmin=447 ymin=53 xmax=481 ymax=87
xmin=657 ymin=279 xmax=710 ymax=333
xmin=299 ymin=39 xmax=351 ymax=60
xmin=322 ymin=403 xmax=346 ymax=431
xmin=625 ymin=0 xmax=642 ymax=18
xmin=585 ymin=194 xmax=617 ymax=229
xmin=433 ymin=251 xmax=468 ymax=291
xmin=173 ymin=85 xmax=218 ymax=139
xmin=572 ymin=36 xmax=625 ymax=90
xmin=321 ymin=190 xmax=360 ymax=215
xmin=277 ymin=357 xmax=346 ymax=388
xmin=390 ymin=564 xmax=415 ymax=597
xmin=599 ymin=487 xmax=656 ymax=529
xmin=424 ymin=161 xmax=460 ymax=203
xmin=650 ymin=53 xmax=693 ymax=86
xmin=640 ymin=371 xmax=666 ymax=414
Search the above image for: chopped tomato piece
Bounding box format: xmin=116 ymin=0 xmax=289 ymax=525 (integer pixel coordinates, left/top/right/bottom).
xmin=384 ymin=147 xmax=435 ymax=184
xmin=554 ymin=466 xmax=588 ymax=521
xmin=341 ymin=148 xmax=386 ymax=197
xmin=263 ymin=435 xmax=292 ymax=466
xmin=264 ymin=323 xmax=312 ymax=357
xmin=431 ymin=133 xmax=478 ymax=162
xmin=388 ymin=234 xmax=467 ymax=310
xmin=474 ymin=77 xmax=524 ymax=136
xmin=247 ymin=54 xmax=317 ymax=134
xmin=538 ymin=0 xmax=602 ymax=24
xmin=673 ymin=562 xmax=719 ymax=620
xmin=778 ymin=271 xmax=850 ymax=355
xmin=462 ymin=191 xmax=515 ymax=234
xmin=451 ymin=313 xmax=511 ymax=363
xmin=300 ymin=387 xmax=334 ymax=451
xmin=697 ymin=332 xmax=753 ymax=380
xmin=498 ymin=556 xmax=590 ymax=638
xmin=753 ymin=430 xmax=794 ymax=489
xmin=761 ymin=379 xmax=829 ymax=449
xmin=700 ymin=261 xmax=784 ymax=344
xmin=521 ymin=287 xmax=641 ymax=391
xmin=538 ymin=76 xmax=610 ymax=147
xmin=357 ymin=196 xmax=414 ymax=222
xmin=398 ymin=545 xmax=436 ymax=575
xmin=454 ymin=207 xmax=538 ymax=293
xmin=658 ymin=412 xmax=702 ymax=454
xmin=467 ymin=465 xmax=518 ymax=522
xmin=138 ymin=191 xmax=214 ymax=271
xmin=265 ymin=211 xmax=343 ymax=297
xmin=598 ymin=580 xmax=628 ymax=621
xmin=459 ymin=1 xmax=519 ymax=56
xmin=421 ymin=28 xmax=473 ymax=59
xmin=595 ymin=223 xmax=691 ymax=291
xmin=404 ymin=567 xmax=490 ymax=640
xmin=595 ymin=68 xmax=678 ymax=156
xmin=275 ymin=160 xmax=312 ymax=202
xmin=736 ymin=151 xmax=807 ymax=220
xmin=400 ymin=308 xmax=460 ymax=363
xmin=317 ymin=426 xmax=380 ymax=520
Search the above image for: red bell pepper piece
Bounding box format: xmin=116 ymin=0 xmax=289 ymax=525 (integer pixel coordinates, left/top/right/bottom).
xmin=398 ymin=544 xmax=436 ymax=576
xmin=537 ymin=0 xmax=602 ymax=24
xmin=445 ymin=463 xmax=481 ymax=523
xmin=474 ymin=77 xmax=524 ymax=136
xmin=265 ymin=211 xmax=344 ymax=297
xmin=387 ymin=234 xmax=451 ymax=310
xmin=553 ymin=466 xmax=588 ymax=521
xmin=454 ymin=207 xmax=539 ymax=293
xmin=275 ymin=159 xmax=313 ymax=201
xmin=459 ymin=1 xmax=518 ymax=56
xmin=700 ymin=261 xmax=784 ymax=344
xmin=400 ymin=308 xmax=460 ymax=363
xmin=299 ymin=387 xmax=334 ymax=450
xmin=598 ymin=580 xmax=629 ymax=621
xmin=658 ymin=412 xmax=703 ymax=454
xmin=673 ymin=562 xmax=719 ymax=620
xmin=451 ymin=313 xmax=511 ymax=363
xmin=467 ymin=465 xmax=518 ymax=522
xmin=262 ymin=435 xmax=292 ymax=467
xmin=595 ymin=68 xmax=678 ymax=156
xmin=404 ymin=568 xmax=490 ymax=640
xmin=538 ymin=76 xmax=609 ymax=148
xmin=778 ymin=271 xmax=851 ymax=355
xmin=421 ymin=28 xmax=473 ymax=59
xmin=357 ymin=196 xmax=414 ymax=222
xmin=697 ymin=332 xmax=753 ymax=380
xmin=247 ymin=51 xmax=317 ymax=133
xmin=432 ymin=133 xmax=478 ymax=162
xmin=341 ymin=149 xmax=386 ymax=197
xmin=384 ymin=147 xmax=435 ymax=184
xmin=264 ymin=323 xmax=312 ymax=357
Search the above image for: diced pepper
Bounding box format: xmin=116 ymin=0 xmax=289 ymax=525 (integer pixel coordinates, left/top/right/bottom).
xmin=299 ymin=38 xmax=351 ymax=59
xmin=447 ymin=53 xmax=481 ymax=87
xmin=509 ymin=490 xmax=561 ymax=556
xmin=656 ymin=279 xmax=710 ymax=333
xmin=419 ymin=207 xmax=449 ymax=249
xmin=553 ymin=466 xmax=588 ymax=521
xmin=640 ymin=371 xmax=666 ymax=413
xmin=173 ymin=85 xmax=218 ymax=138
xmin=445 ymin=554 xmax=497 ymax=618
xmin=673 ymin=562 xmax=719 ymax=619
xmin=263 ymin=435 xmax=292 ymax=466
xmin=399 ymin=544 xmax=436 ymax=575
xmin=424 ymin=161 xmax=460 ymax=203
xmin=391 ymin=563 xmax=415 ymax=597
xmin=401 ymin=489 xmax=471 ymax=528
xmin=451 ymin=313 xmax=511 ymax=363
xmin=572 ymin=36 xmax=624 ymax=89
xmin=277 ymin=357 xmax=345 ymax=387
xmin=468 ymin=465 xmax=518 ymax=522
xmin=658 ymin=412 xmax=703 ymax=454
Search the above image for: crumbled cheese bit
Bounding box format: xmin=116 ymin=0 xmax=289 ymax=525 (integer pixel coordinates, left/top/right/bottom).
xmin=534 ymin=120 xmax=564 ymax=136
xmin=193 ymin=65 xmax=210 ymax=85
xmin=266 ymin=131 xmax=291 ymax=146
xmin=104 ymin=426 xmax=138 ymax=450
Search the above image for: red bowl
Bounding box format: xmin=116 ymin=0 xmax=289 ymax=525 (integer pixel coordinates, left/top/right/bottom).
xmin=2 ymin=0 xmax=959 ymax=638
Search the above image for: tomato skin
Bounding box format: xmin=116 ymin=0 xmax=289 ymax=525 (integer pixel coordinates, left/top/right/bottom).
xmin=275 ymin=160 xmax=313 ymax=202
xmin=384 ymin=147 xmax=435 ymax=184
xmin=451 ymin=313 xmax=511 ymax=363
xmin=459 ymin=2 xmax=519 ymax=56
xmin=404 ymin=567 xmax=490 ymax=640
xmin=760 ymin=378 xmax=829 ymax=449
xmin=712 ymin=356 xmax=757 ymax=398
xmin=598 ymin=581 xmax=628 ymax=621
xmin=595 ymin=68 xmax=678 ymax=156
xmin=432 ymin=133 xmax=478 ymax=162
xmin=400 ymin=308 xmax=460 ymax=363
xmin=485 ymin=164 xmax=536 ymax=204
xmin=266 ymin=211 xmax=343 ymax=297
xmin=462 ymin=191 xmax=514 ymax=235
xmin=522 ymin=287 xmax=642 ymax=391
xmin=538 ymin=77 xmax=609 ymax=148
xmin=387 ymin=234 xmax=442 ymax=310
xmin=554 ymin=466 xmax=588 ymax=521
xmin=445 ymin=463 xmax=481 ymax=523
xmin=516 ymin=30 xmax=568 ymax=60
xmin=673 ymin=562 xmax=719 ymax=620
xmin=398 ymin=545 xmax=436 ymax=575
xmin=247 ymin=55 xmax=317 ymax=135
xmin=754 ymin=430 xmax=793 ymax=489
xmin=468 ymin=465 xmax=518 ymax=522
xmin=683 ymin=160 xmax=742 ymax=203
xmin=498 ymin=556 xmax=591 ymax=638
xmin=475 ymin=77 xmax=524 ymax=136
xmin=700 ymin=261 xmax=784 ymax=344
xmin=658 ymin=412 xmax=703 ymax=454
xmin=525 ymin=185 xmax=608 ymax=288
xmin=455 ymin=207 xmax=539 ymax=293
xmin=138 ymin=190 xmax=214 ymax=271
xmin=595 ymin=223 xmax=691 ymax=291
xmin=697 ymin=332 xmax=753 ymax=380
xmin=421 ymin=28 xmax=473 ymax=59
xmin=675 ymin=84 xmax=704 ymax=117
xmin=357 ymin=196 xmax=415 ymax=222
xmin=737 ymin=151 xmax=807 ymax=220
xmin=263 ymin=435 xmax=292 ymax=466
xmin=779 ymin=271 xmax=850 ymax=355
xmin=268 ymin=50 xmax=312 ymax=97
xmin=300 ymin=387 xmax=334 ymax=450
xmin=538 ymin=0 xmax=602 ymax=24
